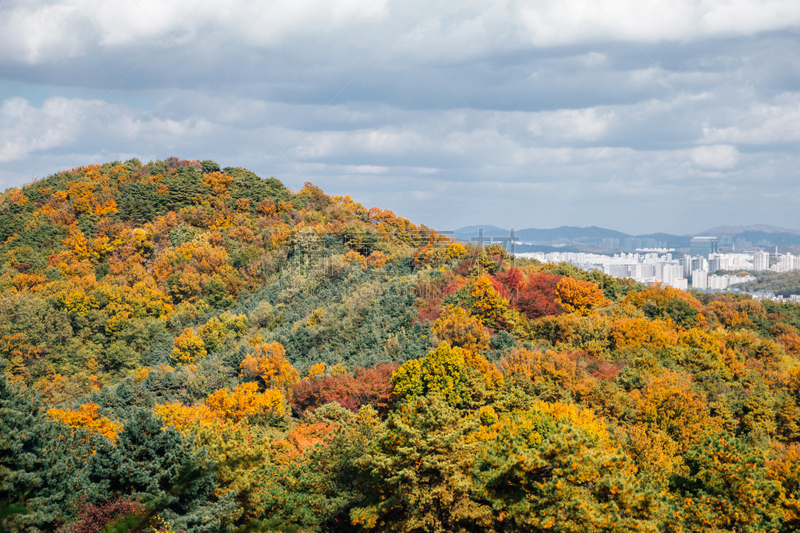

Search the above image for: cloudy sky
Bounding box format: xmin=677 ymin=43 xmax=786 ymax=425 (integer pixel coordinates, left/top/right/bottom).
xmin=1 ymin=0 xmax=799 ymax=235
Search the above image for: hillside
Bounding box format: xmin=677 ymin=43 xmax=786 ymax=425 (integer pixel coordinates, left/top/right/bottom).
xmin=732 ymin=271 xmax=800 ymax=297
xmin=2 ymin=158 xmax=800 ymax=533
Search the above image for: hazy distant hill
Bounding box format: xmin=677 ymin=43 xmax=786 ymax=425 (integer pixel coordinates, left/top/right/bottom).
xmin=514 ymin=226 xmax=630 ymax=243
xmin=696 ymin=225 xmax=800 ymax=236
xmin=455 ymin=225 xmax=677 ymax=249
xmin=452 ymin=225 xmax=510 ymax=242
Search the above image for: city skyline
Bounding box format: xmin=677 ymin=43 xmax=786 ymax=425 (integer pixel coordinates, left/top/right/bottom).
xmin=452 ymin=224 xmax=800 ymax=251
xmin=516 ymin=247 xmax=799 ymax=297
xmin=453 ymin=223 xmax=800 ymax=236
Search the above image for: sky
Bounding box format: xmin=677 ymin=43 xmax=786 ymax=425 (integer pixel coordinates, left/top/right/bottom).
xmin=1 ymin=0 xmax=799 ymax=235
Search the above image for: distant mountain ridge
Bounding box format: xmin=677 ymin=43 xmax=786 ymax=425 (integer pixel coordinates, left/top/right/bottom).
xmin=453 ymin=224 xmax=800 ymax=250
xmin=695 ymin=225 xmax=800 ymax=236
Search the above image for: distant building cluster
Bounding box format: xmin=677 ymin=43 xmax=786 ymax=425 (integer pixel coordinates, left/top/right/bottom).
xmin=749 ymin=292 xmax=800 ymax=304
xmin=516 ymin=236 xmax=800 ymax=292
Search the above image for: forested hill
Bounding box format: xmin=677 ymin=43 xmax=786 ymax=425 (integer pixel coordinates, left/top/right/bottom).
xmin=1 ymin=158 xmax=800 ymax=533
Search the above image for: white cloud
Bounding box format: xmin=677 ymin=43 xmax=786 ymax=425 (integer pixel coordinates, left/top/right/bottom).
xmin=528 ymin=108 xmax=614 ymax=141
xmin=2 ymin=0 xmax=799 ymax=66
xmin=517 ymin=0 xmax=800 ymax=46
xmin=688 ymin=144 xmax=739 ymax=169
xmin=0 ymin=96 xmax=215 ymax=163
xmin=0 ymin=0 xmax=389 ymax=64
xmin=703 ymin=92 xmax=800 ymax=145
xmin=0 ymin=4 xmax=89 ymax=64
xmin=0 ymin=97 xmax=96 ymax=163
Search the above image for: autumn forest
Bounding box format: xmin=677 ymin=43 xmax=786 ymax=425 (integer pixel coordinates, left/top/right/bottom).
xmin=1 ymin=158 xmax=800 ymax=533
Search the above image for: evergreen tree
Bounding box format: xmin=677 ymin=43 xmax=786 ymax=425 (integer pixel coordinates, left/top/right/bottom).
xmin=474 ymin=411 xmax=658 ymax=532
xmin=666 ymin=433 xmax=783 ymax=533
xmin=350 ymin=395 xmax=486 ymax=532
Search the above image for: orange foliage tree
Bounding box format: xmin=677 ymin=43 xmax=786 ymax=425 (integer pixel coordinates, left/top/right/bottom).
xmin=555 ymin=277 xmax=609 ymax=315
xmin=47 ymin=402 xmax=122 ymax=442
xmin=497 ymin=347 xmax=581 ymax=393
xmin=239 ymin=341 xmax=300 ymax=392
xmin=630 ymin=372 xmax=718 ymax=452
xmin=205 ymin=382 xmax=285 ymax=422
xmin=710 ymin=300 xmax=754 ymax=329
xmin=0 ymin=332 xmax=42 ymax=377
xmin=157 ymin=382 xmax=285 ymax=428
xmin=609 ymin=318 xmax=678 ymax=350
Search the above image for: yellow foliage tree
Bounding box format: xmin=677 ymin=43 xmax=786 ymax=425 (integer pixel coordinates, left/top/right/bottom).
xmin=204 ymin=382 xmax=285 ymax=422
xmin=307 ymin=362 xmax=326 ymax=379
xmin=630 ymin=372 xmax=719 ymax=452
xmin=157 ymin=383 xmax=286 ymax=428
xmin=678 ymin=328 xmax=724 ymax=358
xmin=472 ymin=401 xmax=609 ymax=446
xmin=47 ymin=402 xmax=122 ymax=443
xmin=609 ymin=317 xmax=678 ymax=350
xmin=445 ymin=241 xmax=466 ymax=259
xmin=391 ymin=342 xmax=471 ymax=406
xmin=432 ymin=305 xmax=490 ymax=353
xmin=171 ymin=328 xmax=207 ymax=364
xmin=391 ymin=341 xmax=502 ymax=407
xmin=239 ymin=341 xmax=299 ymax=391
xmin=155 ymin=402 xmax=217 ymax=430
xmin=198 ymin=316 xmax=226 ymax=351
xmin=306 ymin=307 xmax=324 ymax=327
xmin=618 ymin=422 xmax=682 ymax=485
xmin=470 ymin=275 xmax=514 ymax=329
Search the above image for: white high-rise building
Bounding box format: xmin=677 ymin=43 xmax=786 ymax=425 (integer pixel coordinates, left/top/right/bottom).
xmin=776 ymin=254 xmax=797 ymax=273
xmin=515 ymin=251 xmax=757 ymax=290
xmin=662 ymin=264 xmax=685 ymax=288
xmin=682 ymin=254 xmax=692 ymax=277
xmin=753 ymin=251 xmax=770 ymax=271
xmin=692 ymin=270 xmax=708 ymax=290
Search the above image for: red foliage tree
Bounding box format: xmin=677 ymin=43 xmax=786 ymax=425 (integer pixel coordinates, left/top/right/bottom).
xmin=489 ymin=276 xmax=514 ymax=301
xmin=514 ymin=273 xmax=565 ymax=319
xmin=495 ymin=266 xmax=524 ymax=297
xmin=66 ymin=497 xmax=149 ymax=533
xmin=289 ymin=363 xmax=399 ymax=416
xmin=413 ymin=274 xmax=466 ymax=324
xmin=291 ymin=373 xmax=358 ymax=413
